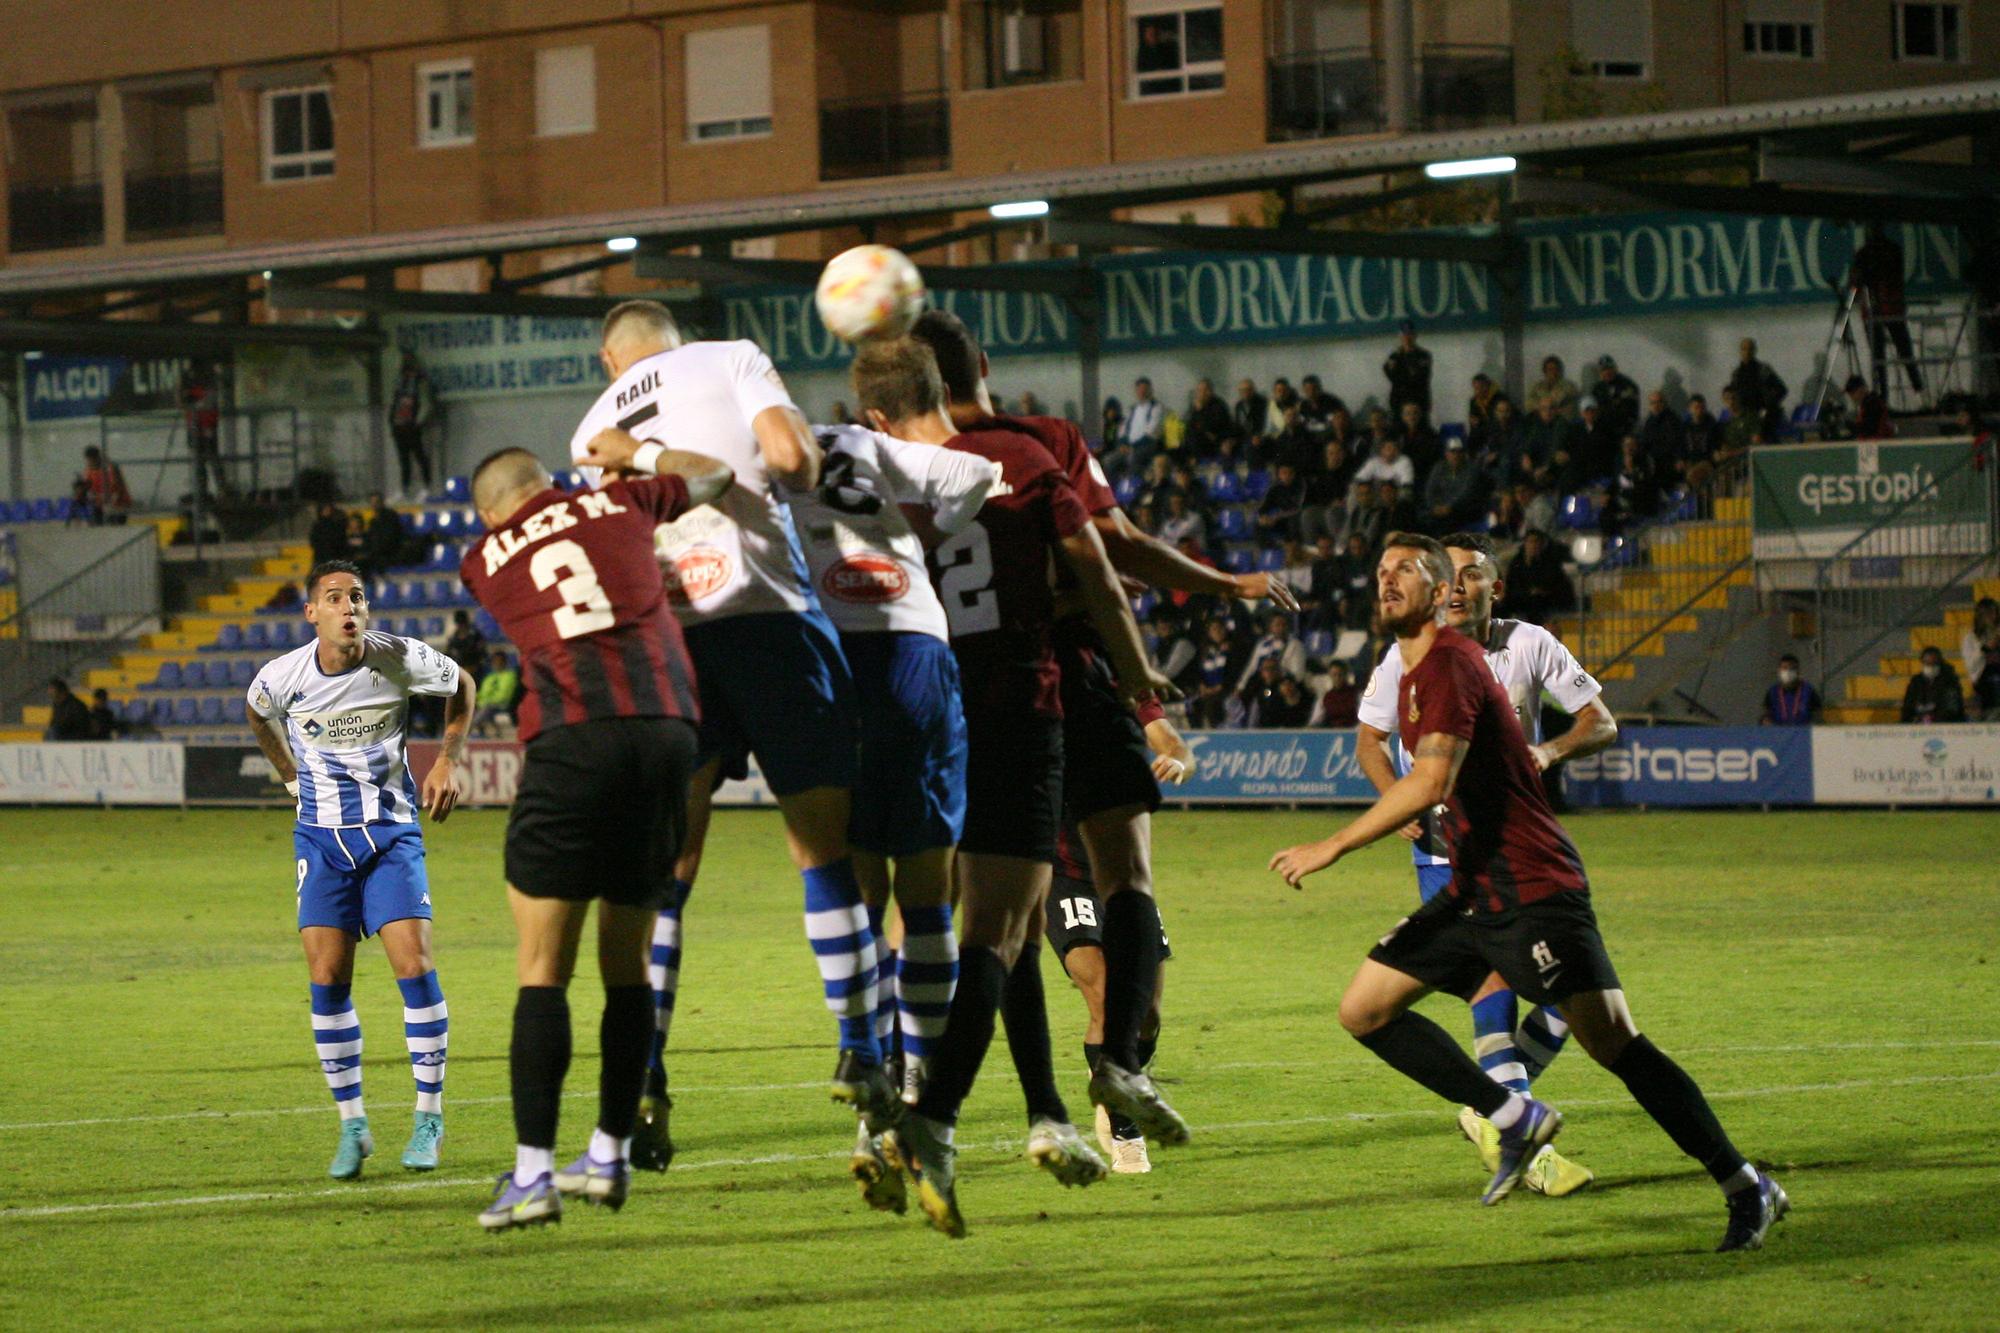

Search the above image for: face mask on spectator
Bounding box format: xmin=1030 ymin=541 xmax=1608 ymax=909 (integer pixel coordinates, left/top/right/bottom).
xmin=1778 ymin=668 xmax=1798 ymax=686
xmin=1923 ymin=664 xmax=1940 ymax=680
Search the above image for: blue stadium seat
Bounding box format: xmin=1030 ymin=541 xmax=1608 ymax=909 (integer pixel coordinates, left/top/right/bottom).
xmin=1133 ymin=591 xmax=1157 ymax=621
xmin=444 ymin=477 xmax=471 ymax=503
xmin=1258 ymin=548 xmax=1285 ymax=572
xmin=124 ymin=698 xmax=150 ymax=725
xmin=1670 ymin=486 xmax=1698 ymax=522
xmin=53 ymin=498 xmax=74 ymax=521
xmin=245 ymin=622 xmax=271 ymax=650
xmin=2 ymin=499 xmax=28 ymax=522
xmin=429 ymin=578 xmax=455 ymax=605
xmin=180 ymin=660 xmax=208 ymax=689
xmin=1209 ymin=470 xmax=1243 ymax=503
xmin=409 ymin=510 xmax=436 ymax=535
xmin=1305 ymin=630 xmax=1334 ymax=657
xmin=1603 ymin=534 xmax=1638 ymax=568
xmin=474 ymin=610 xmax=500 ymax=640
xmin=151 ymin=698 xmax=175 ymax=726
xmin=198 ymin=696 xmax=225 ymax=726
xmin=1216 ymin=508 xmax=1249 ymax=541
xmin=30 ymin=498 xmax=55 ymax=521
xmin=424 ymin=616 xmax=446 ymax=638
xmin=427 ymin=543 xmax=454 ymax=571
xmin=1243 ymin=469 xmax=1271 ymax=502
xmin=215 ymin=623 xmax=245 ymax=652
xmin=173 ymin=697 xmax=199 ymax=726
xmin=1223 ymin=549 xmax=1255 ymax=574
xmin=1439 ymin=421 xmax=1467 ymax=442
xmin=433 ymin=511 xmax=460 ymax=539
xmin=229 ymin=660 xmax=255 ymax=688
xmin=1113 ymin=475 xmax=1140 ymax=506
xmin=1560 ymin=494 xmax=1599 ymax=530
xmin=147 ymin=661 xmax=182 ymax=691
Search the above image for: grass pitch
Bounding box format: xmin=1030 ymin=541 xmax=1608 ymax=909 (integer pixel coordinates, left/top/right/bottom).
xmin=2 ymin=806 xmax=1998 ymax=1330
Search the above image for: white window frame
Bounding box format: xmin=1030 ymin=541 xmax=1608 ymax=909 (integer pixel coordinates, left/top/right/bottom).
xmin=416 ymin=59 xmax=474 ymax=148
xmin=260 ymin=85 xmax=334 ymax=183
xmin=1572 ymin=0 xmax=1652 ymax=79
xmin=535 ymin=45 xmax=596 ymax=138
xmin=1893 ymin=2 xmax=1964 ymax=62
xmin=686 ymin=26 xmax=774 ymax=143
xmin=1127 ymin=0 xmax=1225 ymax=101
xmin=1741 ymin=2 xmax=1822 ymax=60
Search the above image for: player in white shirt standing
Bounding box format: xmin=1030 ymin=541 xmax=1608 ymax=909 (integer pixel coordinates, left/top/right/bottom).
xmin=244 ymin=559 xmax=475 ymax=1180
xmin=1355 ymin=531 xmax=1617 ymax=1197
xmin=570 ymin=301 xmax=888 ymax=1170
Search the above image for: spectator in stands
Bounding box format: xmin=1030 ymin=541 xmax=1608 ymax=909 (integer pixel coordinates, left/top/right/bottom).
xmin=1760 ymin=654 xmax=1821 ymax=726
xmin=1593 ymin=355 xmax=1642 ymax=438
xmin=1526 ymin=354 xmax=1579 ymax=419
xmin=1097 ymin=397 xmax=1130 ymax=475
xmin=829 ymin=400 xmax=859 ymax=426
xmin=1681 ymin=392 xmax=1723 ymax=488
xmin=1477 ymin=394 xmax=1521 ymax=487
xmin=445 ymin=609 xmax=486 ymax=675
xmin=1606 ymin=435 xmax=1661 ymax=533
xmin=1717 ymin=386 xmax=1760 ymax=474
xmin=1421 ymin=437 xmax=1490 ymax=534
xmin=1574 ymin=396 xmax=1621 ymax=488
xmin=359 ymin=492 xmax=406 ymax=577
xmin=1961 ymin=598 xmax=2000 ymax=719
xmin=1384 ymin=321 xmax=1433 ymax=416
xmin=1188 ymin=678 xmax=1231 ymax=730
xmin=1265 ymin=387 xmax=1313 ymax=471
xmin=1185 ymin=378 xmax=1236 ymax=459
xmin=1345 ymin=481 xmax=1391 ymax=554
xmin=1313 ymin=662 xmax=1360 ymax=729
xmin=1519 ymin=482 xmax=1557 ymax=538
xmin=1165 ymin=535 xmax=1222 ymax=611
xmin=1153 ymin=613 xmax=1198 ymax=687
xmin=1499 ymin=529 xmax=1575 ymax=626
xmin=1237 ymin=611 xmax=1308 ymax=691
xmin=1350 ymin=436 xmax=1415 ymax=505
xmin=1638 ymin=390 xmax=1686 ymax=469
xmin=1729 ymin=338 xmax=1788 ymax=439
xmin=1157 ymin=490 xmax=1206 ymax=551
xmin=1333 ymin=532 xmax=1376 ymax=631
xmin=308 ymin=501 xmax=349 ymax=568
xmin=1263 ymin=675 xmax=1315 ymax=728
xmin=1275 ymin=537 xmax=1316 ymax=603
xmin=1466 ymin=373 xmax=1501 ymax=452
xmin=1236 ymin=655 xmax=1292 ymax=728
xmin=473 ymin=649 xmax=520 ymax=737
xmin=1119 ymin=377 xmax=1166 ymax=465
xmin=1264 ymin=378 xmax=1298 ymax=438
xmin=1487 ymin=487 xmax=1527 ymax=544
xmin=1901 ymin=646 xmax=1966 ymax=724
xmin=1192 ymin=615 xmax=1247 ymax=695
xmin=264 ymin=581 xmax=301 ymax=613
xmin=73 ymin=447 xmax=132 ymax=525
xmin=1233 ymin=379 xmax=1268 ymax=450
xmin=1844 ymin=375 xmax=1893 ymax=440
xmin=1131 ymin=499 xmax=1158 ymax=538
xmin=343 ymin=511 xmax=367 ymax=559
xmin=1131 ymin=452 xmax=1171 ymax=511
xmin=88 ymin=687 xmax=122 ymax=740
xmin=388 ymin=351 xmax=438 ymax=501
xmin=1299 ymin=438 xmax=1353 ymax=546
xmin=1849 ymin=223 xmax=1923 ymax=396
xmin=1297 ymin=375 xmax=1344 ymax=442
xmin=1397 ymin=401 xmax=1440 ymax=477
xmin=1300 ymin=533 xmax=1343 ymax=631
xmin=1521 ymin=396 xmax=1581 ymax=490
xmin=1016 ymin=391 xmax=1043 ymax=417
xmin=1255 ymin=462 xmax=1306 ymax=546
xmin=181 ymin=362 xmax=227 ymax=502
xmin=44 ymin=677 xmax=93 ymax=741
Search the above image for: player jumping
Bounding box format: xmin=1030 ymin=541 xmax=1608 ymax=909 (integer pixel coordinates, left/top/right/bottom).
xmin=1355 ymin=531 xmax=1613 ymax=1195
xmin=245 ymin=560 xmax=474 ymax=1180
xmin=1271 ymin=533 xmax=1788 ymax=1252
xmin=461 ymin=445 xmax=731 ymax=1230
xmin=573 ymin=302 xmax=884 ymax=1169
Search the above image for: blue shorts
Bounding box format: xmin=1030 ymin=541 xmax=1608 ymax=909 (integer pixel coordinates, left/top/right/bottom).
xmin=684 ymin=611 xmax=857 ymax=796
xmin=295 ymin=821 xmax=432 ymax=938
xmin=843 ymin=631 xmax=967 ymax=858
xmin=1416 ymin=862 xmax=1454 ymax=904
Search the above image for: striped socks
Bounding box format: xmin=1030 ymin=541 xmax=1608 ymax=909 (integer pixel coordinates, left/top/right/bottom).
xmin=396 ymin=970 xmax=448 ymax=1115
xmin=309 ymin=982 xmax=365 ymax=1120
xmin=897 ymin=904 xmax=957 ymax=1063
xmin=866 ymin=904 xmax=898 ymax=1054
xmin=1470 ymin=989 xmax=1530 ymax=1096
xmin=1516 ymin=1005 xmax=1571 ymax=1082
xmin=646 ymin=877 xmax=694 ymax=1092
xmin=803 ymin=858 xmax=881 ymax=1064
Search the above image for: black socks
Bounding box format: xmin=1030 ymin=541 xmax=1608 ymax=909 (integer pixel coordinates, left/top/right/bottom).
xmin=1001 ymin=942 xmax=1069 ymax=1124
xmin=598 ymin=984 xmax=654 ymax=1141
xmin=914 ymin=946 xmax=1008 ymax=1127
xmin=510 ymin=986 xmax=572 ymax=1149
xmin=1100 ymin=891 xmax=1163 ymax=1071
xmin=1355 ymin=1011 xmax=1512 ymax=1117
xmin=1608 ymin=1035 xmax=1751 ymax=1185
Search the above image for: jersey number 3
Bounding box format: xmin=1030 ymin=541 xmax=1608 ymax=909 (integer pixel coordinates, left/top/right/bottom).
xmin=531 ymin=539 xmax=615 ymax=639
xmin=933 ymin=524 xmax=999 ymax=635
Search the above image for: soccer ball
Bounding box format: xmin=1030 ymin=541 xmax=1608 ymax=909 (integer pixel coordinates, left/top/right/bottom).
xmin=815 ymin=245 xmax=926 ymax=344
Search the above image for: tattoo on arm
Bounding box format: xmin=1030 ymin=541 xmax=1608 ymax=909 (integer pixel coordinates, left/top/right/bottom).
xmin=1413 ymin=731 xmax=1469 ymax=798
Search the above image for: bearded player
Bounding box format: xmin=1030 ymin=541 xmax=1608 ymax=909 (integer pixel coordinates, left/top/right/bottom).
xmin=1356 ymin=531 xmax=1612 ymax=1195
xmin=1271 ymin=533 xmax=1788 ymax=1252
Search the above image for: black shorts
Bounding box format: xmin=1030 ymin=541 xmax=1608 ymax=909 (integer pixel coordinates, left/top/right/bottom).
xmin=958 ymin=709 xmax=1061 ymax=862
xmin=506 ymin=716 xmax=699 ymax=909
xmin=1045 ymin=873 xmax=1174 ymax=961
xmin=1367 ymin=890 xmax=1620 ymax=1007
xmin=1058 ymin=646 xmax=1160 ymax=825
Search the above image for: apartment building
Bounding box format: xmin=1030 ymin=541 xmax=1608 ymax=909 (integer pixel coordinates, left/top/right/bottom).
xmin=0 ymin=0 xmax=1991 ymax=276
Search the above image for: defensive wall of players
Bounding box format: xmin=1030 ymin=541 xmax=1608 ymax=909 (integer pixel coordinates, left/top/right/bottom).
xmin=5 ymin=722 xmax=1995 ymax=808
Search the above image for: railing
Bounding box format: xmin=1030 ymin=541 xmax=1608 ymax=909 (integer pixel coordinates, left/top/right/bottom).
xmin=8 ymin=177 xmax=104 ymax=252
xmin=124 ymin=168 xmax=223 ymax=241
xmin=99 ymin=407 xmax=305 ymax=556
xmin=819 ymin=92 xmax=950 ymax=181
xmin=0 ymin=524 xmax=161 ymax=715
xmin=1419 ymin=44 xmax=1514 ymax=130
xmin=1266 ymin=47 xmax=1384 ymax=142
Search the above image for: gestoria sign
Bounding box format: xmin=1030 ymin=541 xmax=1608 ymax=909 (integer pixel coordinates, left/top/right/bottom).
xmin=1750 ymin=438 xmax=1994 ymax=560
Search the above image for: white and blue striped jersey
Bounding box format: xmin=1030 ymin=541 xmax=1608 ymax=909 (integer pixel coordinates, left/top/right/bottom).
xmin=247 ymin=632 xmax=462 ymax=828
xmin=1357 ymin=619 xmax=1601 ymax=867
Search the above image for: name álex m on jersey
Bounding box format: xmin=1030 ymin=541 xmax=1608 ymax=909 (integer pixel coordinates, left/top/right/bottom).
xmin=477 ymin=490 xmax=631 ymax=576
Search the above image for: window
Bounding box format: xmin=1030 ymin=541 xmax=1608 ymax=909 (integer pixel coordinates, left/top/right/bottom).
xmin=1571 ymin=0 xmax=1651 ymax=78
xmin=1129 ymin=0 xmax=1224 ymax=99
xmin=1742 ymin=1 xmax=1819 ymax=59
xmin=417 ymin=60 xmax=474 ymax=146
xmin=1895 ymin=3 xmax=1962 ymax=61
xmin=686 ymin=26 xmax=772 ymax=140
xmin=964 ymin=1 xmax=1084 ymax=89
xmin=262 ymin=85 xmax=333 ymax=181
xmin=535 ymin=45 xmax=595 ymax=137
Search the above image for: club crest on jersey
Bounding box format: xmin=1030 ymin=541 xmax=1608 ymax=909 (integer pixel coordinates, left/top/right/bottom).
xmin=820 ymin=554 xmax=909 ymax=604
xmin=1407 ymin=692 xmax=1420 ymax=724
xmin=301 ymin=719 xmax=324 ymax=738
xmin=253 ymin=684 xmax=272 ymax=712
xmin=664 ymin=545 xmax=733 ymax=604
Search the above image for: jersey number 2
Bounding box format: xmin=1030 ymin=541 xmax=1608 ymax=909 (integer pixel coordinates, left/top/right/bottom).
xmin=531 ymin=540 xmax=615 ymax=639
xmin=933 ymin=524 xmax=1000 ymax=635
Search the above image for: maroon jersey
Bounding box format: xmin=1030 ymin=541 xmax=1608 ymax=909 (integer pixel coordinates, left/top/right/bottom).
xmin=926 ymin=423 xmax=1091 ymax=719
xmin=995 ymin=413 xmax=1119 ymax=516
xmin=460 ymin=477 xmax=699 ymax=743
xmin=1397 ymin=628 xmax=1590 ymax=911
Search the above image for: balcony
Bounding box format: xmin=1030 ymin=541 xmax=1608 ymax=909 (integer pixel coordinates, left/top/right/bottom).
xmin=819 ymin=92 xmax=950 ymax=181
xmin=125 ymin=169 xmax=223 ymax=242
xmin=1419 ymin=44 xmax=1514 ymax=132
xmin=8 ymin=178 xmax=104 ymax=252
xmin=1267 ymin=47 xmax=1384 ymax=142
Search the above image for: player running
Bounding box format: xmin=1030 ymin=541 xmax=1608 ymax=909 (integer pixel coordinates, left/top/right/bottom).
xmin=461 ymin=445 xmax=731 ymax=1230
xmin=1271 ymin=533 xmax=1789 ymax=1252
xmin=849 ymin=335 xmax=1175 ymax=1237
xmin=244 ymin=559 xmax=474 ymax=1180
xmin=572 ymin=301 xmax=885 ymax=1170
xmin=907 ymin=309 xmax=1294 ymax=1171
xmin=1355 ymin=531 xmax=1614 ymax=1195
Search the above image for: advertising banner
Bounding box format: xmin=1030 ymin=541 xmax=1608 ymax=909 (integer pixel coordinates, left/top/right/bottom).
xmin=0 ymin=742 xmax=184 ymax=804
xmin=386 ymin=316 xmax=609 ymax=402
xmin=402 ymin=740 xmax=776 ymax=808
xmin=1811 ymin=722 xmax=2000 ymax=805
xmin=1175 ymin=729 xmax=1376 ymax=804
xmin=1750 ymin=438 xmax=1993 ymax=561
xmin=20 ymin=352 xmax=192 ymax=422
xmin=1562 ymin=725 xmax=1814 ymax=807
xmin=183 ymin=744 xmax=293 ymax=804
